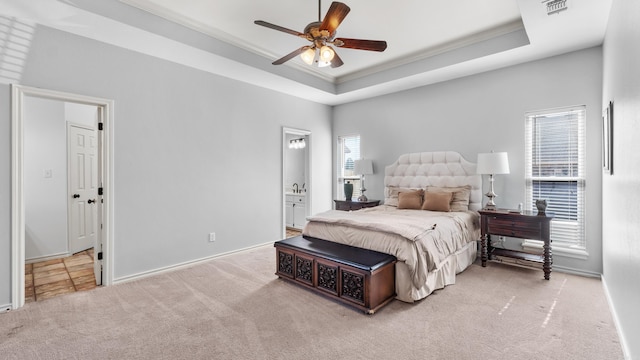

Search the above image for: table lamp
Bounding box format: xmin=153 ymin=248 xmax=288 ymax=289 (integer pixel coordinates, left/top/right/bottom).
xmin=476 ymin=152 xmax=510 ymax=210
xmin=354 ymin=159 xmax=373 ymax=202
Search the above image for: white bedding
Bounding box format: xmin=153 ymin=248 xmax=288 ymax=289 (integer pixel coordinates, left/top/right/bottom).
xmin=303 ymin=205 xmax=480 ymax=302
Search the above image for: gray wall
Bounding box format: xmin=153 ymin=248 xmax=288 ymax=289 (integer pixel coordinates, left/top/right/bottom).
xmin=24 ymin=97 xmax=68 ymax=260
xmin=602 ymin=0 xmax=640 ymax=357
xmin=333 ymin=47 xmax=603 ymax=276
xmin=0 ymin=25 xmax=333 ymax=306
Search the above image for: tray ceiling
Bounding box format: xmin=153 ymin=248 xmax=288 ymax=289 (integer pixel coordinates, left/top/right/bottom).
xmin=1 ymin=0 xmax=612 ymax=105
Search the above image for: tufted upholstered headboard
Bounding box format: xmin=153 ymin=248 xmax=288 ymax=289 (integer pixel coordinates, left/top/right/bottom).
xmin=384 ymin=151 xmax=483 ymax=211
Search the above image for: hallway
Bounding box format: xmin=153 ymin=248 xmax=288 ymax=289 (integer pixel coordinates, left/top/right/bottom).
xmin=25 ymin=249 xmax=97 ymax=302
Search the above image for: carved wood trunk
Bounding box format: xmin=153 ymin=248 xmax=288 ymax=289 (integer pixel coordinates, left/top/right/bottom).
xmin=275 ymin=236 xmax=396 ymax=314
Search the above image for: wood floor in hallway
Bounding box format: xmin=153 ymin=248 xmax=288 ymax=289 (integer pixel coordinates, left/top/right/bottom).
xmin=25 ymin=249 xmax=97 ymax=302
xmin=285 ymin=228 xmax=302 ymax=238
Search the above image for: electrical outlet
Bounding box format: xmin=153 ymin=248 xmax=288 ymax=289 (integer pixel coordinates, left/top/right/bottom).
xmin=208 ymin=232 xmax=216 ymax=242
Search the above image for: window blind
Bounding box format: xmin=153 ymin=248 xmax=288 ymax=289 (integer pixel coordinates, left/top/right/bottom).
xmin=525 ymin=107 xmax=586 ymax=249
xmin=337 ymin=135 xmax=361 ymax=198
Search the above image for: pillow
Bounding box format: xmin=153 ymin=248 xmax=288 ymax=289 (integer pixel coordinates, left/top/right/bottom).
xmin=421 ymin=191 xmax=453 ymax=212
xmin=426 ymin=186 xmax=471 ymax=212
xmin=386 ymin=187 xmax=421 ymax=207
xmin=397 ymin=190 xmax=424 ymax=210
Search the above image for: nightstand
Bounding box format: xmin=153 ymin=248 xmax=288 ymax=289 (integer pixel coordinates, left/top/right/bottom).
xmin=479 ymin=209 xmax=554 ymax=280
xmin=334 ymin=199 xmax=380 ymax=211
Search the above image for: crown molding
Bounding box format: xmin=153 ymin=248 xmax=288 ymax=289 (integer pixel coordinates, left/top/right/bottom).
xmin=335 ymin=19 xmax=526 ymax=85
xmin=119 ymin=0 xmax=336 ymax=83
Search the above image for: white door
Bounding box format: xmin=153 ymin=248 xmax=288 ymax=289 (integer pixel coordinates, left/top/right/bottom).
xmin=68 ymin=125 xmax=98 ymax=255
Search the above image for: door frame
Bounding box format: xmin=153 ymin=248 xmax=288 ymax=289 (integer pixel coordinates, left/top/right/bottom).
xmin=11 ymin=85 xmax=114 ymax=309
xmin=282 ymin=127 xmax=311 ymax=238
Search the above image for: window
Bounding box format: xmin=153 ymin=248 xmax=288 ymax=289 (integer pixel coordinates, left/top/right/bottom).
xmin=337 ymin=135 xmax=361 ymax=199
xmin=525 ymin=106 xmax=586 ymax=253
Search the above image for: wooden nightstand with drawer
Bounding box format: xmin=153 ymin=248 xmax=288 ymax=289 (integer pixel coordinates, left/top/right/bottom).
xmin=334 ymin=199 xmax=380 ymax=211
xmin=479 ymin=209 xmax=554 ymax=280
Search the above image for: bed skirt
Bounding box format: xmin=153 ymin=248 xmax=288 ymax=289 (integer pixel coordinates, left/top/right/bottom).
xmin=396 ymin=240 xmax=477 ymax=303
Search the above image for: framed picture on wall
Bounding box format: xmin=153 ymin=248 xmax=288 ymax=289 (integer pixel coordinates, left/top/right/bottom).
xmin=602 ymin=101 xmax=613 ymax=175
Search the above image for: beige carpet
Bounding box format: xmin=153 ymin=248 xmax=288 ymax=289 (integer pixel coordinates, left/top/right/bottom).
xmin=0 ymin=244 xmax=623 ymax=360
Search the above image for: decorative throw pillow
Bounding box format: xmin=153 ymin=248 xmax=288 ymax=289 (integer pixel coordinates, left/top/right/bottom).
xmin=426 ymin=185 xmax=471 ymax=211
xmin=421 ymin=191 xmax=453 ymax=212
xmin=386 ymin=187 xmax=421 ymax=207
xmin=397 ymin=190 xmax=424 ymax=210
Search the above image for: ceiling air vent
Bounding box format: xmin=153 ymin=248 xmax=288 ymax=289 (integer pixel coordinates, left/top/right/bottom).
xmin=543 ymin=0 xmax=568 ymax=15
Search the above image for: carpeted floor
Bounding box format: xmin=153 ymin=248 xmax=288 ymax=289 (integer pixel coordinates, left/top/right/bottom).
xmin=0 ymin=244 xmax=624 ymax=360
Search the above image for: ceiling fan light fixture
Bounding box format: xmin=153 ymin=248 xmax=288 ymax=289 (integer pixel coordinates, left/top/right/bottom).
xmin=254 ymin=1 xmax=387 ymax=68
xmin=319 ymin=45 xmax=335 ymax=62
xmin=300 ymin=47 xmax=316 ymax=65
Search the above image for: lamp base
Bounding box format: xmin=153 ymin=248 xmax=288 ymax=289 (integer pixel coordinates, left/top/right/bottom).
xmin=358 ymin=187 xmax=368 ymax=202
xmin=483 ymin=192 xmax=497 ymax=210
xmin=483 ymin=174 xmax=498 ymax=210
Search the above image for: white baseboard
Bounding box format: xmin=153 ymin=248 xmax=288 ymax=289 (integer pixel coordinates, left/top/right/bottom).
xmin=489 ymin=256 xmax=601 ymax=278
xmin=1 ymin=304 xmax=12 ymax=313
xmin=551 ymin=264 xmax=600 ymax=278
xmin=113 ymin=241 xmax=275 ymax=285
xmin=26 ymin=252 xmax=71 ymax=264
xmin=601 ymin=275 xmax=632 ymax=360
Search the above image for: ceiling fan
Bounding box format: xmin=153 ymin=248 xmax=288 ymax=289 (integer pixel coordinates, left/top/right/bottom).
xmin=254 ymin=1 xmax=387 ymax=68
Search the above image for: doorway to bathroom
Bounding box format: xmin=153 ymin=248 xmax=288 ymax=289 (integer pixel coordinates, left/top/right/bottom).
xmin=282 ymin=127 xmax=311 ymax=238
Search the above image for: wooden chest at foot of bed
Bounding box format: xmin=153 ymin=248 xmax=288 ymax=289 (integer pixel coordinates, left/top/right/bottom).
xmin=274 ymin=235 xmax=397 ymax=314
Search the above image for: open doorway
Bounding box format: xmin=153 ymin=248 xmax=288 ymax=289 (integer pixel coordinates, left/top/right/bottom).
xmin=11 ymin=85 xmax=114 ymax=309
xmin=23 ymin=100 xmax=100 ymax=302
xmin=282 ymin=127 xmax=311 ymax=239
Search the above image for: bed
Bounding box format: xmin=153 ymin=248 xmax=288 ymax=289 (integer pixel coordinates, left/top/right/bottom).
xmin=302 ymin=151 xmax=482 ymax=303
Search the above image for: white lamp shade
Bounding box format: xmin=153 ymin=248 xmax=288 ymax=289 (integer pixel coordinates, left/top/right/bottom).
xmin=354 ymin=159 xmax=373 ymax=175
xmin=476 ymin=152 xmax=510 ymax=175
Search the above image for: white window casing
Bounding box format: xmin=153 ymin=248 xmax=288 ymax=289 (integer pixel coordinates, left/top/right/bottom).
xmin=524 ymin=106 xmax=587 ymax=257
xmin=337 ymin=135 xmax=361 ymax=199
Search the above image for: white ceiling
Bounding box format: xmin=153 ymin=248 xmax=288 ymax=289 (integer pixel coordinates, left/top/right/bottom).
xmin=120 ymin=0 xmax=524 ymax=82
xmin=2 ymin=0 xmax=612 ymax=105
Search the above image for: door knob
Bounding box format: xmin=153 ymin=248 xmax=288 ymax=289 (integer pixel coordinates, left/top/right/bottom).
xmin=73 ymin=194 xmax=80 ymax=198
xmin=88 ymin=199 xmax=96 ymax=204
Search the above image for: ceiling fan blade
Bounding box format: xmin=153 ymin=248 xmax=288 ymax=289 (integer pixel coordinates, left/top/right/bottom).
xmin=330 ymin=52 xmax=344 ymax=68
xmin=319 ymin=2 xmax=350 ymax=35
xmin=254 ymin=20 xmax=305 ymax=38
xmin=334 ymin=38 xmax=388 ymax=52
xmin=272 ymin=46 xmax=310 ymax=65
